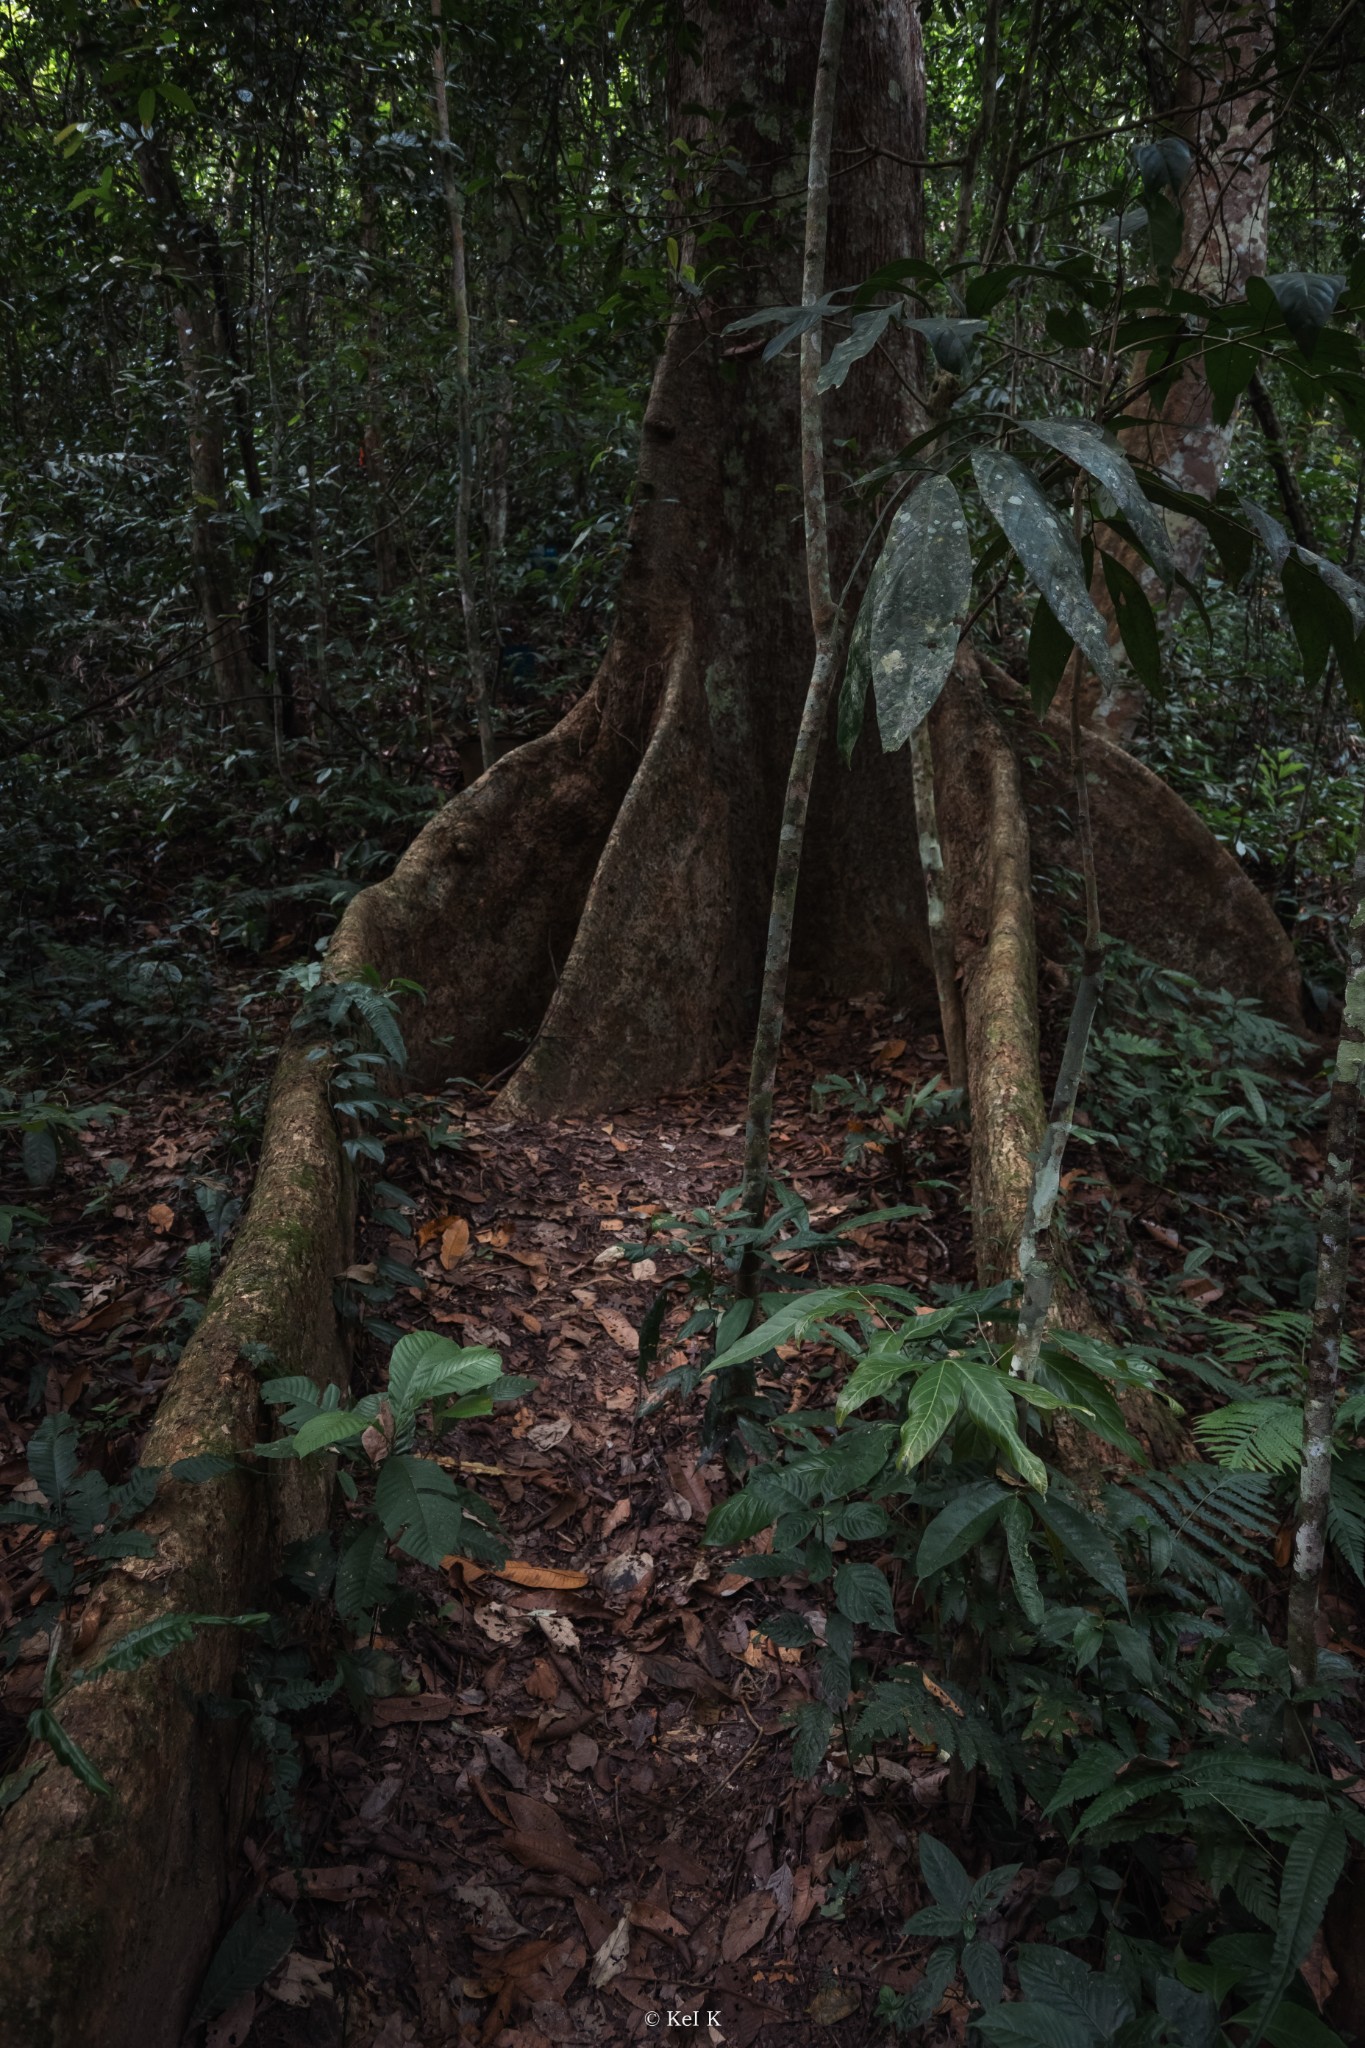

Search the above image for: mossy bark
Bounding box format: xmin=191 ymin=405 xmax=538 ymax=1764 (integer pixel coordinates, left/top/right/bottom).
xmin=0 ymin=1043 xmax=350 ymax=2048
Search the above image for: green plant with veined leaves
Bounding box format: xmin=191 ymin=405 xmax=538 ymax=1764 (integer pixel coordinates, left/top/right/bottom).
xmin=255 ymin=1328 xmax=535 ymax=1629
xmin=697 ymin=1281 xmax=1362 ymax=2047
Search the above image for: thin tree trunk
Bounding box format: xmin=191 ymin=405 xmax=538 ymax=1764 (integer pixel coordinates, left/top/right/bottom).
xmin=910 ymin=722 xmax=968 ymax=1089
xmin=1287 ymin=805 xmax=1365 ymax=1691
xmin=1010 ymin=650 xmax=1105 ymax=1380
xmin=432 ymin=0 xmax=494 ymax=773
xmin=739 ymin=0 xmax=847 ymax=1229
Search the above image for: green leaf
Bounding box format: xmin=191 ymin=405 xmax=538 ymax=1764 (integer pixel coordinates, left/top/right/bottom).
xmin=1001 ymin=1496 xmax=1044 ymax=1627
xmin=916 ymin=1480 xmax=1008 ymax=1578
xmin=919 ymin=1830 xmax=972 ymax=1911
xmin=832 ymin=1500 xmax=890 ymax=1541
xmin=1281 ymin=551 xmax=1336 ymax=686
xmin=1203 ymin=323 xmax=1259 ymax=426
xmin=760 ymin=1611 xmax=814 ymax=1648
xmin=972 ymin=451 xmax=1120 ymax=696
xmin=188 ymin=1899 xmax=298 ymax=2027
xmin=705 ymin=1486 xmax=781 ymax=1547
xmin=898 ymin=1358 xmax=964 ymax=1471
xmin=1135 ymin=136 xmax=1191 ymax=196
xmin=836 ymin=1343 xmax=918 ymax=1421
xmin=1264 ymin=271 xmax=1346 ymax=359
xmin=1042 ymin=1740 xmax=1127 ymax=1817
xmin=1146 ymin=189 xmax=1185 ymax=276
xmin=790 ymin=1700 xmax=834 ymax=1779
xmin=976 ymin=2008 xmax=1095 ymax=2048
xmin=1035 ymin=1495 xmax=1129 ymax=1610
xmin=963 ymin=1936 xmax=1005 ymax=2009
xmin=373 ymin=1454 xmax=466 ymax=1567
xmin=833 ymin=1561 xmax=897 ymax=1631
xmin=169 ymin=1453 xmax=236 ymax=1484
xmin=865 ymin=476 xmax=973 ymax=751
xmin=290 ymin=1409 xmax=370 ymax=1458
xmin=706 ymin=1289 xmax=853 ymax=1372
xmin=1028 ymin=593 xmax=1074 ymax=718
xmin=907 ymin=317 xmax=986 ymax=375
xmin=28 ymin=1413 xmax=78 ymax=1507
xmin=1100 ymin=552 xmax=1161 ymax=693
xmin=1023 ymin=418 xmax=1174 ymax=585
xmin=388 ymin=1331 xmax=502 ymax=1410
xmin=1245 ymin=1811 xmax=1347 ymax=2046
xmin=817 ymin=303 xmax=895 ymax=394
xmin=957 ymin=1360 xmax=1048 ymax=1491
xmin=26 ymin=1707 xmax=113 ymax=1798
xmin=334 ymin=1522 xmax=398 ymax=1625
xmin=71 ymin=1611 xmax=268 ymax=1686
xmin=137 ymin=87 xmax=157 ymax=130
xmin=22 ymin=1126 xmax=59 ymax=1189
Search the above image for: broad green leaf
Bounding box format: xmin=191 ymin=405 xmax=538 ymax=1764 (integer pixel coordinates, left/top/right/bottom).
xmin=832 ymin=1561 xmax=897 ymax=1631
xmin=840 ymin=520 xmax=893 ymax=766
xmin=1023 ymin=418 xmax=1174 ymax=586
xmin=1146 ymin=189 xmax=1185 ymax=276
xmin=188 ymin=1900 xmax=298 ymax=2027
xmin=867 ymin=476 xmax=973 ymax=751
xmin=373 ymin=1454 xmax=466 ymax=1568
xmin=1043 ymin=1739 xmax=1128 ymax=1817
xmin=1240 ymin=495 xmax=1292 ymax=569
xmin=835 ymin=1343 xmax=918 ymax=1421
xmin=388 ymin=1331 xmax=500 ymax=1409
xmin=1135 ymin=136 xmax=1191 ymax=196
xmin=832 ymin=1500 xmax=890 ymax=1541
xmin=1028 ymin=592 xmax=1074 ymax=718
xmin=334 ymin=1521 xmax=398 ymax=1624
xmin=957 ymin=1361 xmax=1048 ymax=1492
xmin=1203 ymin=323 xmax=1258 ymax=426
xmin=1281 ymin=551 xmax=1336 ymax=686
xmin=760 ymin=1611 xmax=814 ymax=1648
xmin=898 ymin=1358 xmax=964 ymax=1471
xmin=27 ymin=1707 xmax=113 ymax=1798
xmin=816 ymin=303 xmax=895 ymax=394
xmin=706 ymin=1289 xmax=853 ymax=1372
xmin=916 ymin=1479 xmax=1008 ymax=1578
xmin=919 ymin=1830 xmax=972 ymax=1911
xmin=963 ymin=1936 xmax=1005 ymax=2009
xmin=1263 ymin=271 xmax=1346 ymax=359
xmin=1035 ymin=1496 xmax=1129 ymax=1611
xmin=291 ymin=1409 xmax=369 ymax=1458
xmin=907 ymin=317 xmax=985 ymax=375
xmin=1100 ymin=552 xmax=1161 ymax=693
xmin=790 ymin=1700 xmax=834 ymax=1778
xmin=976 ymin=2006 xmax=1094 ymax=2048
xmin=22 ymin=1126 xmax=59 ymax=1189
xmin=28 ymin=1413 xmax=78 ymax=1507
xmin=972 ymin=451 xmax=1120 ymax=695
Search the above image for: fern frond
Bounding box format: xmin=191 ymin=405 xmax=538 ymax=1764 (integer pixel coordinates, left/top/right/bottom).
xmin=1192 ymin=1398 xmax=1302 ymax=1474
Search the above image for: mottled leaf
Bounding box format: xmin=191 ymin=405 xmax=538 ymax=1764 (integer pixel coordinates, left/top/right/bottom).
xmin=866 ymin=476 xmax=973 ymax=751
xmin=972 ymin=451 xmax=1120 ymax=693
xmin=1023 ymin=418 xmax=1174 ymax=585
xmin=1100 ymin=552 xmax=1161 ymax=692
xmin=817 ymin=303 xmax=895 ymax=394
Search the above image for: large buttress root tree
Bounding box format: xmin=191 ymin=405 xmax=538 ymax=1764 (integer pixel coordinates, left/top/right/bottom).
xmin=340 ymin=0 xmax=1299 ymax=1134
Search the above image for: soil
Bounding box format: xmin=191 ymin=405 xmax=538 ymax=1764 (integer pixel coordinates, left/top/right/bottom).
xmin=241 ymin=1002 xmax=972 ymax=2048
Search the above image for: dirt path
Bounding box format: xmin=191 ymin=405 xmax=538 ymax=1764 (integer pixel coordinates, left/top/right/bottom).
xmin=247 ymin=1005 xmax=970 ymax=2048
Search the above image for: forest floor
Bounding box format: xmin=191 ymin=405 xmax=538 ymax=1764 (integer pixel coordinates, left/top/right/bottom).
xmin=235 ymin=1001 xmax=975 ymax=2048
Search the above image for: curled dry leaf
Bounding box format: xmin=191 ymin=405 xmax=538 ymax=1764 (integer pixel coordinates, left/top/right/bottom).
xmin=588 ymin=1915 xmax=632 ymax=1989
xmin=497 ymin=1560 xmax=589 ymax=1591
xmin=440 ymin=1216 xmax=470 ymax=1268
xmin=146 ymin=1202 xmax=175 ymax=1234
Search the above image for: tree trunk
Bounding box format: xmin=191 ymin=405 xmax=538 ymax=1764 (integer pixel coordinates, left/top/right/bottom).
xmin=333 ymin=0 xmax=1300 ymax=1129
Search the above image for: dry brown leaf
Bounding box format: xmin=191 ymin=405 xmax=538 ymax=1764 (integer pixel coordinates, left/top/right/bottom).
xmin=807 ymin=1983 xmax=860 ymax=2025
xmin=721 ymin=1890 xmax=778 ymax=1962
xmin=628 ymin=1899 xmax=688 ymax=1939
xmin=370 ymin=1692 xmax=459 ymax=1725
xmin=205 ymin=1992 xmax=256 ymax=2048
xmin=440 ymin=1217 xmax=470 ymax=1268
xmin=270 ymin=1864 xmax=374 ymax=1902
xmin=524 ymin=1658 xmax=560 ymax=1703
xmin=497 ymin=1560 xmax=590 ymax=1591
xmin=593 ymin=1305 xmax=639 ymax=1353
xmin=565 ymin=1733 xmax=599 ymax=1772
xmin=417 ymin=1212 xmax=459 ymax=1249
xmin=146 ymin=1202 xmax=175 ymax=1234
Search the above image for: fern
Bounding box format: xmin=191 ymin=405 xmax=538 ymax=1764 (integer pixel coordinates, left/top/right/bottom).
xmin=1117 ymin=1466 xmax=1277 ymax=1603
xmin=1192 ymin=1398 xmax=1302 ymax=1474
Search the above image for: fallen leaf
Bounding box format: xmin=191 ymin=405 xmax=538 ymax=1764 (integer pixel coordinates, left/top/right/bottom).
xmin=484 ymin=1732 xmax=530 ymax=1790
xmin=266 ymin=1953 xmax=334 ymax=2008
xmin=370 ymin=1691 xmax=459 ymax=1725
xmin=594 ymin=1305 xmax=639 ymax=1353
xmin=206 ymin=1992 xmax=256 ymax=2048
xmin=497 ymin=1560 xmax=589 ymax=1592
xmin=340 ymin=1262 xmax=378 ymax=1285
xmin=565 ymin=1733 xmax=599 ymax=1772
xmin=525 ymin=1658 xmax=560 ymax=1703
xmin=807 ymin=1983 xmax=860 ymax=2025
xmin=629 ymin=1899 xmax=688 ymax=1939
xmin=532 ymin=1609 xmax=581 ymax=1652
xmin=453 ymin=1881 xmax=527 ymax=1947
xmin=527 ymin=1418 xmax=574 ymax=1452
xmin=589 ymin=1915 xmax=632 ymax=1989
xmin=475 ymin=1604 xmax=531 ymax=1646
xmin=721 ymin=1890 xmax=778 ymax=1962
xmin=146 ymin=1202 xmax=175 ymax=1234
xmin=440 ymin=1217 xmax=471 ymax=1268
xmin=271 ymin=1865 xmax=374 ymax=1903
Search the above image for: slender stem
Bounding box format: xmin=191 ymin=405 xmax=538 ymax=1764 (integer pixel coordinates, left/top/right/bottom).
xmin=1010 ymin=643 xmax=1105 ymax=1381
xmin=432 ymin=0 xmax=494 ymax=774
xmin=910 ymin=721 xmax=968 ymax=1090
xmin=740 ymin=0 xmax=847 ymax=1231
xmin=1287 ymin=800 xmax=1365 ymax=1692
